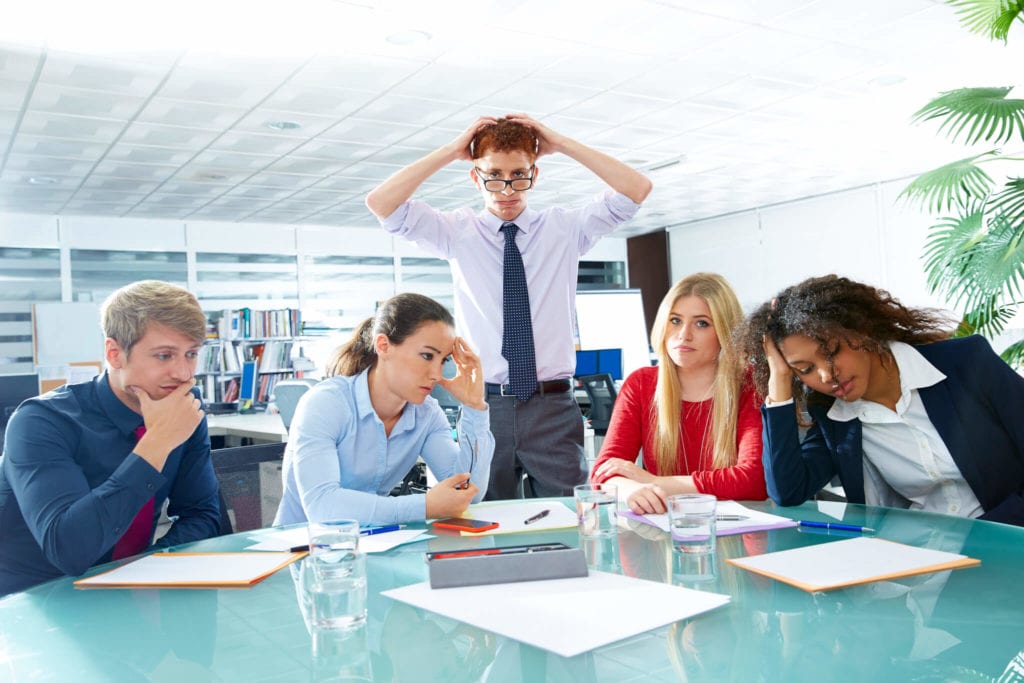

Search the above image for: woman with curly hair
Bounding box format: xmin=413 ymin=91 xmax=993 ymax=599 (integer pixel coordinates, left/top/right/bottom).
xmin=737 ymin=274 xmax=1024 ymax=526
xmin=591 ymin=273 xmax=766 ymax=514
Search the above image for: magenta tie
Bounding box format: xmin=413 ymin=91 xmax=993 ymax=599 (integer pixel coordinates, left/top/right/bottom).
xmin=111 ymin=425 xmax=155 ymax=560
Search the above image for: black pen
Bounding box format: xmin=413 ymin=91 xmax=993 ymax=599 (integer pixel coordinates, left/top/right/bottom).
xmin=457 ymin=440 xmax=478 ymax=490
xmin=523 ymin=509 xmax=551 ymax=525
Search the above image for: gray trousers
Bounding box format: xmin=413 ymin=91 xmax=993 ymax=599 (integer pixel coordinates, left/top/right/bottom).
xmin=483 ymin=389 xmax=587 ymax=500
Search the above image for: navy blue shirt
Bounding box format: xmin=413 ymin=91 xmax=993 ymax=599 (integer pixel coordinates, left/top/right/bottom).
xmin=0 ymin=373 xmax=220 ymax=595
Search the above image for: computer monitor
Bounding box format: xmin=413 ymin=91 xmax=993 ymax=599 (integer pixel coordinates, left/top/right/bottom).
xmin=238 ymin=361 xmax=259 ymax=413
xmin=1 ymin=374 xmax=40 ymax=445
xmin=575 ymin=348 xmax=623 ymax=381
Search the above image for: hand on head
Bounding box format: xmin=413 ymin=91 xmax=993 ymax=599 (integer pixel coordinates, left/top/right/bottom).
xmin=452 ymin=116 xmax=499 ymax=161
xmin=437 ymin=337 xmax=486 ymax=411
xmin=426 ymin=473 xmax=478 ymax=519
xmin=503 ymin=113 xmax=565 ymax=157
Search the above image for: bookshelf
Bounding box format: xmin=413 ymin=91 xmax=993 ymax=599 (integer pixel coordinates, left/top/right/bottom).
xmin=196 ymin=308 xmax=308 ymax=405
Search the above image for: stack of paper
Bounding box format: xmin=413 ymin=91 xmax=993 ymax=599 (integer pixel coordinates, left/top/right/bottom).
xmin=621 ymin=500 xmax=797 ymax=536
xmin=727 ymin=536 xmax=980 ymax=592
xmin=383 ymin=570 xmax=730 ymax=657
xmin=74 ymin=552 xmax=301 ymax=589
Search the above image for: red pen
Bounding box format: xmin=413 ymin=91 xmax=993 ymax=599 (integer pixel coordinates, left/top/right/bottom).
xmin=428 ymin=549 xmax=502 ymax=560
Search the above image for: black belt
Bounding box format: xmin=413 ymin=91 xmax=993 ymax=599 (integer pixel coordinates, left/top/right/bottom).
xmin=486 ymin=379 xmax=572 ymax=398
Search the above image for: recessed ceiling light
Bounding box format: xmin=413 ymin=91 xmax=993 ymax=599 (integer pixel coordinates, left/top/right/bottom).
xmin=386 ymin=30 xmax=432 ymax=46
xmin=28 ymin=176 xmax=58 ymax=185
xmin=266 ymin=120 xmax=302 ymax=132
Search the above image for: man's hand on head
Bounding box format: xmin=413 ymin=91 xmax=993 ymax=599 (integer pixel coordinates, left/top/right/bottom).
xmin=450 ymin=116 xmax=499 ymax=161
xmin=504 ymin=113 xmax=567 ymax=157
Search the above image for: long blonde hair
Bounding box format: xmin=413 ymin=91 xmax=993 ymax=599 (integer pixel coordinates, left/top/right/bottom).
xmin=649 ymin=273 xmax=744 ymax=474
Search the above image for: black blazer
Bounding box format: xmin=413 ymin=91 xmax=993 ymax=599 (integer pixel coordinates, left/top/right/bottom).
xmin=762 ymin=336 xmax=1024 ymax=526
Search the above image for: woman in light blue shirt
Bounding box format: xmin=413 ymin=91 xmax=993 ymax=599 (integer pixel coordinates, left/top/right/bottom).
xmin=274 ymin=293 xmax=493 ymax=526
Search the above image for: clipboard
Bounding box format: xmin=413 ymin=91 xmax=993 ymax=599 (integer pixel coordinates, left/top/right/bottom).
xmin=74 ymin=552 xmax=303 ymax=589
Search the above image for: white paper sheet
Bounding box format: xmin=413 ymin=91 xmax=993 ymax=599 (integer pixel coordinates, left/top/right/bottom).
xmin=382 ymin=570 xmax=730 ymax=657
xmin=75 ymin=552 xmax=298 ymax=587
xmin=459 ymin=501 xmax=578 ymax=535
xmin=244 ymin=527 xmax=431 ymax=553
xmin=621 ymin=500 xmax=797 ymax=536
xmin=727 ymin=536 xmax=980 ymax=592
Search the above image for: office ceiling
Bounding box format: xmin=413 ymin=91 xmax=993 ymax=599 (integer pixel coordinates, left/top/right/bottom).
xmin=0 ymin=0 xmax=1021 ymax=237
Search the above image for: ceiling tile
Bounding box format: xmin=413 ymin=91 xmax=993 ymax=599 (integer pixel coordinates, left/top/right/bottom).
xmin=39 ymin=51 xmax=168 ymax=96
xmin=136 ymin=97 xmax=250 ymax=129
xmin=0 ymin=47 xmax=43 ymax=81
xmin=28 ymin=83 xmax=146 ymax=120
xmin=355 ymin=94 xmax=464 ymax=126
xmin=156 ymin=66 xmax=280 ymax=106
xmin=16 ymin=111 xmax=126 ymax=142
xmin=119 ymin=122 xmax=221 ymax=148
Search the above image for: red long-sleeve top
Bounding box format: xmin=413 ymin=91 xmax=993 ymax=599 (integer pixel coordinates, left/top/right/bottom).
xmin=591 ymin=366 xmax=767 ymax=500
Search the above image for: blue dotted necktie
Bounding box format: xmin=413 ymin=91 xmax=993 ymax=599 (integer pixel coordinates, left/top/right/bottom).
xmin=500 ymin=222 xmax=537 ymax=402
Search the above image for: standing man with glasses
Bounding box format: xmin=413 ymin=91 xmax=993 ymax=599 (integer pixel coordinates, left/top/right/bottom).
xmin=366 ymin=114 xmax=652 ymax=500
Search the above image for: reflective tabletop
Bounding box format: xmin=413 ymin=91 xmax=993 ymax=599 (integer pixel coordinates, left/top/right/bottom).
xmin=2 ymin=500 xmax=1022 ymax=682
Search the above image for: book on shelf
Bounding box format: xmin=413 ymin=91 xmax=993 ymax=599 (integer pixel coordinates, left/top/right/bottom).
xmin=211 ymin=308 xmax=302 ymax=340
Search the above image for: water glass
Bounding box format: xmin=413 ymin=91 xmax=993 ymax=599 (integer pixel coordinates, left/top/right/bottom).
xmin=580 ymin=534 xmax=622 ymax=573
xmin=667 ymin=493 xmax=717 ymax=554
xmin=307 ymin=520 xmax=367 ymax=631
xmin=672 ymin=549 xmax=718 ymax=587
xmin=574 ymin=483 xmax=618 ymax=537
xmin=311 ymin=622 xmax=373 ymax=682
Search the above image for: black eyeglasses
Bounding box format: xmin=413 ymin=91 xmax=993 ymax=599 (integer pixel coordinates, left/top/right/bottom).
xmin=474 ymin=166 xmax=536 ymax=192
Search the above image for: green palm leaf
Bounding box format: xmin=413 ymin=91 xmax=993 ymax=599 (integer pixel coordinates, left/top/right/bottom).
xmin=922 ymin=209 xmax=987 ymax=299
xmin=998 ymin=338 xmax=1024 ymax=370
xmin=988 ymin=177 xmax=1024 ymax=224
xmin=925 ymin=204 xmax=1024 ymax=316
xmin=911 ymin=87 xmax=1024 ymax=144
xmin=900 ymin=152 xmax=996 ymax=213
xmin=948 ymin=0 xmax=1024 ymax=42
xmin=958 ymin=298 xmax=1021 ymax=338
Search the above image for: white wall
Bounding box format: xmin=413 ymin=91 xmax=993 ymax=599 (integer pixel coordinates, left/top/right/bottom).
xmin=668 ymin=178 xmax=941 ymax=313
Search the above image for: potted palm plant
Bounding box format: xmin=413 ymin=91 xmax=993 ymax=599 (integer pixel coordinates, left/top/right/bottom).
xmin=900 ymin=0 xmax=1024 ymax=367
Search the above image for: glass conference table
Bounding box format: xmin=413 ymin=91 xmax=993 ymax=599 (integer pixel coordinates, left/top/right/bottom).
xmin=2 ymin=500 xmax=1022 ymax=682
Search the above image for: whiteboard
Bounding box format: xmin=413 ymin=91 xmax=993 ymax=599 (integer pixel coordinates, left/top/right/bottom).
xmin=33 ymin=302 xmax=104 ymax=366
xmin=575 ymin=290 xmax=651 ymax=378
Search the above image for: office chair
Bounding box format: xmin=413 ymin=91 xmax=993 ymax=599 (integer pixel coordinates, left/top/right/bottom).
xmin=212 ymin=441 xmax=287 ymax=533
xmin=273 ymin=378 xmax=319 ymax=430
xmin=576 ymin=373 xmax=618 ymax=436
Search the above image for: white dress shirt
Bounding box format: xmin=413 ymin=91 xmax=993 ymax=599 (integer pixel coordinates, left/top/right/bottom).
xmin=380 ymin=191 xmax=641 ymax=384
xmin=827 ymin=342 xmax=983 ymax=518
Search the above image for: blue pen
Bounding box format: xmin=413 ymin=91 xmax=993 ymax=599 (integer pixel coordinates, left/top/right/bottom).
xmin=797 ymin=520 xmax=875 ymax=534
xmin=361 ymin=524 xmax=403 ymax=536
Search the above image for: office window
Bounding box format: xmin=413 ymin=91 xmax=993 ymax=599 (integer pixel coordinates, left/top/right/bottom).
xmin=399 ymin=256 xmax=454 ymax=311
xmin=70 ymin=249 xmax=188 ymax=303
xmin=301 ymin=254 xmax=395 ymax=331
xmin=0 ymin=248 xmax=60 ymax=375
xmin=300 ymin=254 xmax=396 ymax=375
xmin=577 ymin=260 xmax=626 ymax=290
xmin=195 ymin=252 xmax=298 ymax=304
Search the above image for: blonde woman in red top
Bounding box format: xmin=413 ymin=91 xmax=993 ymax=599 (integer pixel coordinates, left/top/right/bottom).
xmin=591 ymin=272 xmax=766 ymax=513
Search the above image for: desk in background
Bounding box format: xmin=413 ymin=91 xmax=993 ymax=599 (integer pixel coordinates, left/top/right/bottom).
xmin=3 ymin=501 xmax=1021 ymax=681
xmin=206 ymin=412 xmax=288 ymax=445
